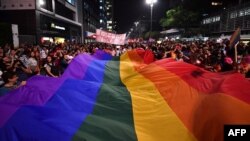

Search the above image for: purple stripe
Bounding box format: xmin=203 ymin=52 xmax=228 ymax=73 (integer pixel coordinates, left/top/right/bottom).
xmin=0 ymin=54 xmax=96 ymax=127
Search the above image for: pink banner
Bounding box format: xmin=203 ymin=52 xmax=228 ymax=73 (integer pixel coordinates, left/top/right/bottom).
xmin=96 ymin=29 xmax=126 ymax=45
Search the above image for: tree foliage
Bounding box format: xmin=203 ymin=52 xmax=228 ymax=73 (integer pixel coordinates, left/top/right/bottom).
xmin=143 ymin=31 xmax=161 ymax=39
xmin=160 ymin=6 xmax=199 ymax=29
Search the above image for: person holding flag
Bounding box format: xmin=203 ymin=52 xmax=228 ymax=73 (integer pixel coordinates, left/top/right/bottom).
xmin=228 ymin=28 xmax=241 ymax=71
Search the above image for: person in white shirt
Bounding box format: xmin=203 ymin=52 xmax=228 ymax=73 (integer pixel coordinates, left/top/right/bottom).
xmin=40 ymin=47 xmax=47 ymax=59
xmin=27 ymin=51 xmax=39 ymax=75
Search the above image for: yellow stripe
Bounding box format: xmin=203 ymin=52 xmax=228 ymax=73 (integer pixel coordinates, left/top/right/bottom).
xmin=120 ymin=53 xmax=197 ymax=141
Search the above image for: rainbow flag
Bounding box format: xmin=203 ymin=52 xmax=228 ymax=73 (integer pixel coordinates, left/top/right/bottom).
xmin=229 ymin=28 xmax=241 ymax=48
xmin=0 ymin=50 xmax=250 ymax=141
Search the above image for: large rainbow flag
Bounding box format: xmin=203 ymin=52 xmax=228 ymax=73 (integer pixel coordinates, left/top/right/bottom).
xmin=0 ymin=50 xmax=250 ymax=141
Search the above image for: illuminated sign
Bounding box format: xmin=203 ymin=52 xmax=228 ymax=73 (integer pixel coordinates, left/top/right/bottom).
xmin=66 ymin=0 xmax=75 ymax=5
xmin=51 ymin=23 xmax=66 ymax=30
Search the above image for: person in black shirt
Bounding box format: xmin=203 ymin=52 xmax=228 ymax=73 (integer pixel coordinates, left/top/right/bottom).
xmin=0 ymin=71 xmax=26 ymax=96
xmin=44 ymin=56 xmax=59 ymax=77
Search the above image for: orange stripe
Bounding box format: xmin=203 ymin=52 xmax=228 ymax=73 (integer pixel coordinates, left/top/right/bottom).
xmin=120 ymin=53 xmax=197 ymax=141
xmin=128 ymin=51 xmax=250 ymax=141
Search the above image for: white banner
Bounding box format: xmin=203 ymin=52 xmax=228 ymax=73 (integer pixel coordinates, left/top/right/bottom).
xmin=11 ymin=24 xmax=19 ymax=48
xmin=96 ymin=29 xmax=126 ymax=45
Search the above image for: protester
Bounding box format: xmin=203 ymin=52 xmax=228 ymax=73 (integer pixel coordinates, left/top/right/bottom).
xmin=28 ymin=51 xmax=39 ymax=75
xmin=0 ymin=38 xmax=250 ymax=95
xmin=241 ymin=55 xmax=250 ymax=78
xmin=60 ymin=54 xmax=71 ymax=74
xmin=0 ymin=70 xmax=3 ymax=86
xmin=0 ymin=71 xmax=26 ymax=96
xmin=44 ymin=56 xmax=59 ymax=78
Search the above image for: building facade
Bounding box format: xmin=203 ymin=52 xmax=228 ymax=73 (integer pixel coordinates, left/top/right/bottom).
xmin=82 ymin=0 xmax=100 ymax=43
xmin=202 ymin=1 xmax=250 ymax=36
xmin=106 ymin=0 xmax=114 ymax=32
xmin=99 ymin=0 xmax=107 ymax=30
xmin=81 ymin=0 xmax=114 ymax=43
xmin=0 ymin=0 xmax=82 ymax=44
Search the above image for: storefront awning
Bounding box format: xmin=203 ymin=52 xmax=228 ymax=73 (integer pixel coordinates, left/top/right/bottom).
xmin=161 ymin=28 xmax=180 ymax=34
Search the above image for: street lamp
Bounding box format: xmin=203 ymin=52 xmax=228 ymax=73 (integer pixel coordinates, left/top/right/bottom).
xmin=134 ymin=21 xmax=139 ymax=27
xmin=134 ymin=21 xmax=140 ymax=38
xmin=146 ymin=0 xmax=157 ymax=36
xmin=39 ymin=0 xmax=45 ymax=6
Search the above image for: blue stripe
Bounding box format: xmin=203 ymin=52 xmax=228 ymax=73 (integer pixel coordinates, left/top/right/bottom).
xmin=0 ymin=58 xmax=110 ymax=141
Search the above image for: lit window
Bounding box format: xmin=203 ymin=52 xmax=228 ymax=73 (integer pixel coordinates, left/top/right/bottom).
xmin=239 ymin=10 xmax=245 ymax=17
xmin=211 ymin=2 xmax=222 ymax=6
xmin=230 ymin=12 xmax=237 ymax=19
xmin=245 ymin=8 xmax=250 ymax=15
xmin=216 ymin=16 xmax=220 ymax=21
xmin=202 ymin=16 xmax=220 ymax=24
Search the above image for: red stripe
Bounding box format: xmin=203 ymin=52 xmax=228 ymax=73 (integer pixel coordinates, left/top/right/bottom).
xmin=135 ymin=49 xmax=155 ymax=64
xmin=154 ymin=59 xmax=250 ymax=104
xmin=128 ymin=51 xmax=250 ymax=141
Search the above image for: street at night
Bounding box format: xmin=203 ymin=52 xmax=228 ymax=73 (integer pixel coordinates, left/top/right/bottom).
xmin=0 ymin=0 xmax=250 ymax=141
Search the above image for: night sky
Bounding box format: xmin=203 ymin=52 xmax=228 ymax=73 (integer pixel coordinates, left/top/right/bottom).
xmin=114 ymin=0 xmax=169 ymax=33
xmin=113 ymin=0 xmax=242 ymax=34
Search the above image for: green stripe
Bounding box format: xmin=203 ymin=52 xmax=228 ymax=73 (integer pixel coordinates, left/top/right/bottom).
xmin=73 ymin=57 xmax=137 ymax=141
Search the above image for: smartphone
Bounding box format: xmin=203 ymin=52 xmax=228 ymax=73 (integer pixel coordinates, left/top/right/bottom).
xmin=237 ymin=55 xmax=242 ymax=64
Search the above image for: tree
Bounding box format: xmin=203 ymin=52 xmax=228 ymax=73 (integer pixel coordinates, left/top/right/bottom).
xmin=143 ymin=31 xmax=161 ymax=39
xmin=160 ymin=6 xmax=199 ymax=29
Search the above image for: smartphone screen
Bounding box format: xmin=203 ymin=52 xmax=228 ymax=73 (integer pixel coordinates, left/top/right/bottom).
xmin=237 ymin=55 xmax=242 ymax=64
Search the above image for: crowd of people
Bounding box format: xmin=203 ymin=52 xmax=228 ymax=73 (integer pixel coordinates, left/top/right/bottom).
xmin=0 ymin=39 xmax=250 ymax=96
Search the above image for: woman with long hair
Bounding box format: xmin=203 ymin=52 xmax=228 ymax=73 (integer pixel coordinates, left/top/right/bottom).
xmin=44 ymin=56 xmax=59 ymax=78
